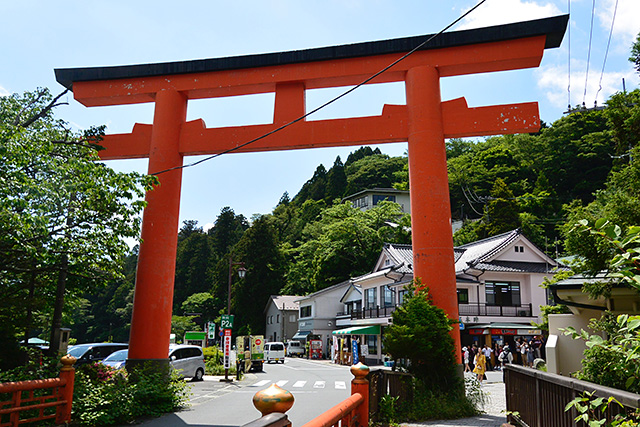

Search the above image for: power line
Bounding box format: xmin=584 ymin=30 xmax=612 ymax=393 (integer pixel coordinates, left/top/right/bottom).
xmin=582 ymin=0 xmax=597 ymax=107
xmin=153 ymin=0 xmax=488 ymax=176
xmin=567 ymin=0 xmax=571 ymax=110
xmin=594 ymin=0 xmax=619 ymax=106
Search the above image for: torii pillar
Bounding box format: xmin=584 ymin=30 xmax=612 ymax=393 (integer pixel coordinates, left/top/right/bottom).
xmin=55 ymin=15 xmax=568 ymax=366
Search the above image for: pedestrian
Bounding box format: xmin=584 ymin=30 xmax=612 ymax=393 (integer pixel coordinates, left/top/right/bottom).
xmin=482 ymin=344 xmax=493 ymax=371
xmin=463 ymin=347 xmax=471 ymax=372
xmin=533 ymin=335 xmax=543 ymax=359
xmin=520 ymin=340 xmax=528 ymax=366
xmin=473 ymin=349 xmax=486 ymax=383
xmin=527 ymin=340 xmax=536 ymax=367
xmin=515 ymin=338 xmax=522 ymax=365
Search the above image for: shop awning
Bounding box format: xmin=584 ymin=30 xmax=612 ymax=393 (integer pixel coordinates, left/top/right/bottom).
xmin=292 ymin=331 xmax=311 ymax=340
xmin=332 ymin=325 xmax=381 ymax=335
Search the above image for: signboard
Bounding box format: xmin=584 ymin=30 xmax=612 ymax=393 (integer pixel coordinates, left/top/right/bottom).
xmin=207 ymin=321 xmax=216 ymax=339
xmin=517 ymin=329 xmax=542 ymax=336
xmin=221 ymin=315 xmax=234 ymax=329
xmin=469 ymin=328 xmax=486 ymax=335
xmin=223 ymin=329 xmax=232 ymax=369
xmin=491 ymin=328 xmax=517 ymax=336
xmin=352 ymin=339 xmax=359 ymax=364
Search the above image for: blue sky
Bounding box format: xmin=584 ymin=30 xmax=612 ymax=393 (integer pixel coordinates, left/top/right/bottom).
xmin=2 ymin=1 xmax=639 ymax=231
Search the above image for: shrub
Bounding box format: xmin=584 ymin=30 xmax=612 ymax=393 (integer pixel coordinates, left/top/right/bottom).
xmin=72 ymin=362 xmax=191 ymax=426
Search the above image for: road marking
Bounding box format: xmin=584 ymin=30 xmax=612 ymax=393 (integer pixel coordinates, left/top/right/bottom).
xmin=251 ymin=380 xmax=270 ymax=387
xmin=313 ymin=381 xmax=325 ymax=388
xmin=335 ymin=381 xmax=346 ymax=389
xmin=276 ymin=380 xmax=289 ymax=387
xmin=292 ymin=381 xmax=307 ymax=388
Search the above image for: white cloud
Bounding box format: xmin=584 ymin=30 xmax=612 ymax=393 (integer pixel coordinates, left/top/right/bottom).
xmin=203 ymin=222 xmax=214 ymax=233
xmin=598 ymin=0 xmax=640 ymax=50
xmin=536 ymin=60 xmax=639 ymax=110
xmin=457 ymin=0 xmax=562 ymax=30
xmin=0 ymin=85 xmax=10 ymax=97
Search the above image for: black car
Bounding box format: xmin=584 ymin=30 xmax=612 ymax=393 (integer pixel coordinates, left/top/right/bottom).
xmin=67 ymin=343 xmax=128 ymax=367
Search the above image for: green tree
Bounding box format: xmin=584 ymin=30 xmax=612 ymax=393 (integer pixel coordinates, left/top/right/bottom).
xmin=174 ymin=222 xmax=212 ymax=311
xmin=383 ymin=282 xmax=461 ymax=393
xmin=0 ymin=88 xmax=154 ymax=362
xmin=285 ymin=201 xmax=410 ymax=294
xmin=171 ymin=315 xmax=198 ymax=344
xmin=325 ymin=156 xmax=347 ymax=202
xmin=475 ymin=178 xmax=521 ymax=238
xmin=231 ymin=215 xmax=286 ymax=335
xmin=181 ymin=292 xmax=217 ymax=323
xmin=630 ymin=32 xmax=640 ymax=75
xmin=344 ymin=154 xmax=407 ymax=196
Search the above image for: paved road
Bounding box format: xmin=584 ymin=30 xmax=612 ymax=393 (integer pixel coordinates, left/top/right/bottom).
xmin=135 ymin=361 xmax=508 ymax=427
xmin=137 ymin=357 xmax=352 ymax=427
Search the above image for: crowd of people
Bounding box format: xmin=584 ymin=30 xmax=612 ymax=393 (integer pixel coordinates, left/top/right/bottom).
xmin=462 ymin=336 xmax=545 ymax=381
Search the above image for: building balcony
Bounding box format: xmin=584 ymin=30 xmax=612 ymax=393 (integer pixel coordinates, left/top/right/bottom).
xmin=458 ymin=303 xmax=533 ymax=317
xmin=350 ymin=305 xmax=397 ymax=320
xmin=345 ymin=302 xmax=534 ymax=320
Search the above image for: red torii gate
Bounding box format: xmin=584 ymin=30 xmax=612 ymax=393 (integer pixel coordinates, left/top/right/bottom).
xmin=56 ymin=15 xmax=567 ymax=366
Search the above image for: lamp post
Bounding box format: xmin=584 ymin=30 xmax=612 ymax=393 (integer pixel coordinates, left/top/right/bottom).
xmin=222 ymin=256 xmax=245 ymax=383
xmin=227 ymin=257 xmax=246 ymax=315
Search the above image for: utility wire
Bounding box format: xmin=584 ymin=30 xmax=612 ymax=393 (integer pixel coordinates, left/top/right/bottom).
xmin=583 ymin=0 xmax=597 ymax=106
xmin=595 ymin=0 xmax=618 ymax=105
xmin=567 ymin=0 xmax=571 ymax=110
xmin=153 ymin=0 xmax=488 ymax=176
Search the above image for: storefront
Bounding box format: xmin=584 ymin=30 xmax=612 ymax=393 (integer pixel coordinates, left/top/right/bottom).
xmin=332 ymin=325 xmax=382 ymax=365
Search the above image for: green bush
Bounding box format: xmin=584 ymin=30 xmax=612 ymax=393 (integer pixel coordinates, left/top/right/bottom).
xmin=398 ymin=378 xmax=477 ymax=421
xmin=71 ymin=362 xmax=191 ymax=426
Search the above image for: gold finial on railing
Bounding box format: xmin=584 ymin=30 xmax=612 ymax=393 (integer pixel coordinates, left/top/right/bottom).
xmin=252 ymin=383 xmax=295 ymax=416
xmin=59 ymin=355 xmax=77 ymax=371
xmin=350 ymin=362 xmax=369 ymax=383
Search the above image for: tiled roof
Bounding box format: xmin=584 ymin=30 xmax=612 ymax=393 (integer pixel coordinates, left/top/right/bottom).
xmin=270 ymin=295 xmax=300 ymax=311
xmin=473 ymin=261 xmax=560 ymax=274
xmin=382 ymin=243 xmax=413 ymax=273
xmin=455 ymin=229 xmax=521 ymax=272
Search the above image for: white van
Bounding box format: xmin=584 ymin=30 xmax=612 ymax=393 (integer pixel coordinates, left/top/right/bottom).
xmin=264 ymin=342 xmax=286 ymax=364
xmin=168 ymin=344 xmax=206 ymax=381
xmin=286 ymin=341 xmax=304 ymax=357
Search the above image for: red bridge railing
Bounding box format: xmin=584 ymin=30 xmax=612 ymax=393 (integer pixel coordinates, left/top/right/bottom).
xmin=0 ymin=355 xmax=76 ymax=427
xmin=244 ymin=362 xmax=370 ymax=427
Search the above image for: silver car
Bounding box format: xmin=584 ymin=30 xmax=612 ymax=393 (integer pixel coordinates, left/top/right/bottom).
xmin=169 ymin=344 xmax=206 ymax=381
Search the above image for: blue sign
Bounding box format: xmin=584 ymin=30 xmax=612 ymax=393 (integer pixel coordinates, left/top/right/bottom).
xmin=352 ymin=339 xmax=359 ymax=364
xmin=459 ymin=322 xmax=465 ymax=330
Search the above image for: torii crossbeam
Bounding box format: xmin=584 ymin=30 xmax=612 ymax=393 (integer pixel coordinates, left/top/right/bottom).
xmin=56 ymin=15 xmax=568 ymax=366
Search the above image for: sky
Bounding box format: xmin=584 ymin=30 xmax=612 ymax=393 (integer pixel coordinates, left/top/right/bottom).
xmin=2 ymin=0 xmax=639 ymax=232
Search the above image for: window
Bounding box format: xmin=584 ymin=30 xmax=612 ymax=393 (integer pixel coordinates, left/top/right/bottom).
xmin=514 ymin=245 xmax=525 ymax=253
xmin=373 ymin=195 xmax=396 ymax=205
xmin=485 ymin=281 xmax=521 ymax=306
xmin=352 ymin=197 xmax=368 ymax=209
xmin=365 ymin=288 xmax=377 ymax=309
xmin=300 ymin=306 xmax=312 ymax=318
xmin=367 ymin=335 xmax=378 ymax=355
xmin=457 ymin=288 xmax=469 ymax=304
xmin=381 ymin=286 xmax=394 ymax=307
xmin=276 ymin=314 xmax=280 ymax=323
xmin=398 ymin=288 xmax=411 ymax=304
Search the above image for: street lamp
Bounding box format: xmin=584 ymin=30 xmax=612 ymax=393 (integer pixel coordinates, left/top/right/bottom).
xmin=221 ymin=256 xmax=245 ymax=383
xmin=227 ymin=257 xmax=246 ymax=315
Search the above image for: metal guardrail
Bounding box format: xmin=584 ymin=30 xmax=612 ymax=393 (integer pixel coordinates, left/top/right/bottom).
xmin=505 ymin=364 xmax=640 ymax=426
xmin=0 ymin=355 xmax=76 ymax=427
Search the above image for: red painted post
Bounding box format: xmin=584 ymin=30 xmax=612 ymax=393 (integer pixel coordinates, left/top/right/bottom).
xmin=128 ymin=89 xmax=187 ymax=364
xmin=56 ymin=355 xmax=76 ymax=424
xmin=405 ymin=66 xmax=461 ymax=361
xmin=350 ymin=362 xmax=369 ymax=427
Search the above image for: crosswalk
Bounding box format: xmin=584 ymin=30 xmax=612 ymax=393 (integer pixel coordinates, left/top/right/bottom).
xmin=250 ymin=379 xmax=347 ymax=390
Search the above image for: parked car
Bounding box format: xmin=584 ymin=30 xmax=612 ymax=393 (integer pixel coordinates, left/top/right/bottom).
xmin=264 ymin=342 xmax=285 ymax=364
xmin=102 ymin=349 xmax=128 ymax=369
xmin=67 ymin=343 xmax=128 ymax=367
xmin=286 ymin=341 xmax=304 ymax=357
xmin=169 ymin=344 xmax=205 ymax=381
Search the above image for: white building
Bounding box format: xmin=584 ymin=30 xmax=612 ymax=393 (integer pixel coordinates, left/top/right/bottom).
xmin=264 ymin=295 xmax=300 ymax=343
xmin=332 ymin=229 xmax=564 ymax=365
